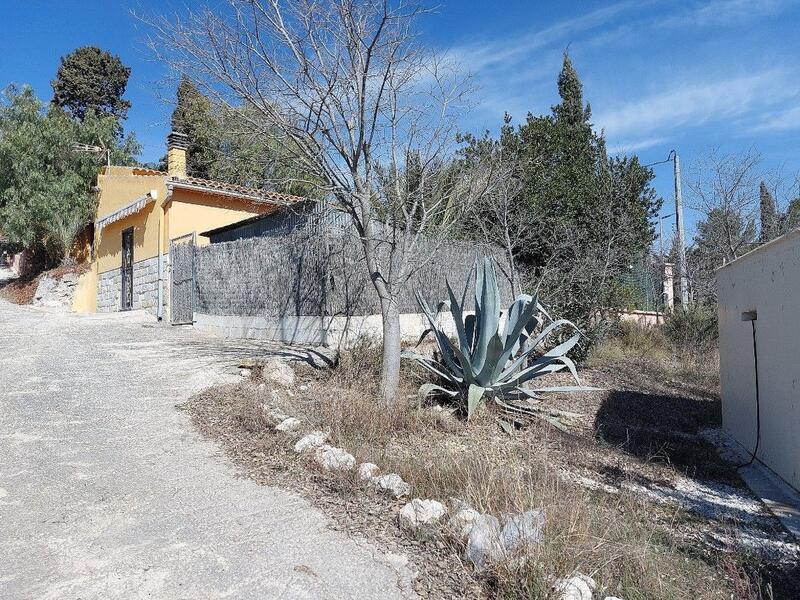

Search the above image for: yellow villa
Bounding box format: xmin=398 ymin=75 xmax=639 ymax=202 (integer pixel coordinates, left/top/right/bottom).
xmin=77 ymin=132 xmax=303 ymax=318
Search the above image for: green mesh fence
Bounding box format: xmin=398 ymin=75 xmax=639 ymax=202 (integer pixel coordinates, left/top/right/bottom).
xmin=617 ymin=260 xmax=664 ymax=312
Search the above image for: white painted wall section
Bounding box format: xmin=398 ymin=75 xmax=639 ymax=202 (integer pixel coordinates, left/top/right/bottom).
xmin=717 ymin=228 xmax=800 ymax=492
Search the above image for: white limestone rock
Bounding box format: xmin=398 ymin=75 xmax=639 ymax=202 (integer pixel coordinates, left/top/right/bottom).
xmin=554 ymin=573 xmax=597 ymax=600
xmin=357 ymin=463 xmax=380 ymax=481
xmin=399 ymin=499 xmax=448 ymax=531
xmin=449 ymin=506 xmax=481 ymax=540
xmin=263 ymin=359 xmax=296 ymax=387
xmin=501 ymin=509 xmax=545 ymax=553
xmin=293 ymin=431 xmax=328 ymax=453
xmin=371 ymin=473 xmax=412 ymax=498
xmin=465 ymin=514 xmax=504 ymax=570
xmin=274 ymin=417 xmax=302 ymax=432
xmin=315 ymin=445 xmax=356 ymax=471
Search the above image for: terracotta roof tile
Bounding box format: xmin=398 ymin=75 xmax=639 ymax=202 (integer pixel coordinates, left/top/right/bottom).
xmin=169 ymin=176 xmax=305 ymax=205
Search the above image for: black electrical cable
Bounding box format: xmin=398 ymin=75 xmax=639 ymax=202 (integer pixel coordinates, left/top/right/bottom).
xmin=736 ymin=319 xmax=761 ymax=469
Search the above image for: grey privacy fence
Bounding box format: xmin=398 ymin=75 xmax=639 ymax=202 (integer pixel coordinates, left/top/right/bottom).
xmin=192 ymin=227 xmax=509 ymax=320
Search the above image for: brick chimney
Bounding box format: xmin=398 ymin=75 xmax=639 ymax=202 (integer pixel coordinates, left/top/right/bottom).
xmin=166 ymin=131 xmax=189 ymax=179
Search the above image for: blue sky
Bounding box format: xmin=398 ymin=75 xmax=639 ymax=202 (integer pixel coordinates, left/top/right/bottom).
xmin=2 ymin=0 xmax=799 ymax=236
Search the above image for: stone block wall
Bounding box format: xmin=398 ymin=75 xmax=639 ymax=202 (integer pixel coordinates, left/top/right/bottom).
xmin=97 ymin=255 xmax=164 ymax=314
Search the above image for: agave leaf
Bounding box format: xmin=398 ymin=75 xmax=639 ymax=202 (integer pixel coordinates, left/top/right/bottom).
xmin=528 ymin=385 xmax=601 ymax=393
xmin=463 ymin=313 xmax=476 ymax=351
xmin=418 ymin=383 xmax=459 ymax=403
xmin=498 ymin=418 xmax=515 ymax=435
xmin=402 ymin=351 xmax=463 ymax=386
xmin=446 ymin=280 xmax=472 ymax=358
xmin=504 ymin=397 xmax=584 ymax=420
xmin=415 ymin=291 xmax=463 ymax=376
xmin=500 ymin=325 xmax=580 ymax=380
xmin=538 ymin=414 xmax=573 ymax=434
xmin=451 ymin=343 xmax=479 ymax=385
xmin=492 ymin=295 xmax=540 ymax=381
xmin=475 ymin=330 xmax=506 ymax=386
xmin=467 ymin=384 xmax=486 ymax=420
xmin=472 ymin=258 xmax=501 ymax=373
xmin=496 ymin=361 xmax=568 ymax=391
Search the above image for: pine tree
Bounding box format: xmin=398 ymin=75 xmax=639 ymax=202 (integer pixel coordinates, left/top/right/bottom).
xmin=759 ymin=180 xmax=778 ymax=242
xmin=51 ymin=46 xmax=131 ymax=122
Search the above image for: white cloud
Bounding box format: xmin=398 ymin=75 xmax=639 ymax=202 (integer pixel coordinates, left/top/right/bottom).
xmin=606 ymin=137 xmax=666 ymax=155
xmin=661 ymin=0 xmax=789 ymax=27
xmin=749 ymin=104 xmax=800 ymax=132
xmin=593 ymin=71 xmax=799 ymax=141
xmin=445 ymin=0 xmax=649 ymax=77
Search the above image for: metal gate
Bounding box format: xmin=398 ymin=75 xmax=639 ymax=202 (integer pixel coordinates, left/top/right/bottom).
xmin=121 ymin=227 xmax=134 ymax=310
xmin=170 ymin=235 xmax=195 ymax=325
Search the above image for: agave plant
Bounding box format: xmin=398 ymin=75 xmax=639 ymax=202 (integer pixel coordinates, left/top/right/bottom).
xmin=402 ymin=256 xmax=593 ymax=429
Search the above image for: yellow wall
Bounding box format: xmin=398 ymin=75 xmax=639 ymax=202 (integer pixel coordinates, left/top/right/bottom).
xmin=94 ymin=168 xmax=168 ymax=275
xmin=166 ymin=189 xmax=273 ymax=246
xmin=95 ymin=209 xmax=159 ymax=274
xmin=91 ymin=168 xmax=281 ymax=312
xmin=72 ymin=265 xmax=97 ymax=313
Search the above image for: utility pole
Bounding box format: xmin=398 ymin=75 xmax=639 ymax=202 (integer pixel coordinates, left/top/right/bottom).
xmin=673 ymin=152 xmax=689 ymax=307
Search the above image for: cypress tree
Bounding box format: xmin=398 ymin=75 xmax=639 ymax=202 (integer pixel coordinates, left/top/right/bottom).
xmin=759 ymin=180 xmax=778 ymax=242
xmin=170 ymin=78 xmax=214 ymax=179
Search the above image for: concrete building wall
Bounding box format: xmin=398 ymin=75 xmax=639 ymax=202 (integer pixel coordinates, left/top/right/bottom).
xmin=717 ymin=229 xmax=800 ymax=492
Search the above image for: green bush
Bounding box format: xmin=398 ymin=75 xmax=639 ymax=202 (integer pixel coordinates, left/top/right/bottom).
xmin=663 ymin=306 xmax=718 ymax=351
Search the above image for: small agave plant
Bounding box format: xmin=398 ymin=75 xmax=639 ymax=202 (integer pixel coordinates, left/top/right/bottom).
xmin=402 ymin=256 xmax=593 ymax=430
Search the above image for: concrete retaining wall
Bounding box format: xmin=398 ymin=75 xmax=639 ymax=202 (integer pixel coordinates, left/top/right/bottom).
xmin=194 ymin=310 xmax=465 ymax=347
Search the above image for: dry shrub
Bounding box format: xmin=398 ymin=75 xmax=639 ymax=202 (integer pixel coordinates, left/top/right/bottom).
xmin=287 ymin=340 xmax=747 ymax=598
xmin=370 ymin=420 xmax=739 ymax=599
xmin=296 ymin=336 xmax=438 ymax=456
xmin=587 ymin=321 xmax=719 ymax=395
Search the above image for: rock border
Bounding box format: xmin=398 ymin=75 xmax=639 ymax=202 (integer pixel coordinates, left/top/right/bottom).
xmin=264 ymin=364 xmax=621 ymax=600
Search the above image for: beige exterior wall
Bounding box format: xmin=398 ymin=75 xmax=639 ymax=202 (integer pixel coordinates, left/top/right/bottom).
xmin=72 ymin=266 xmax=97 ymax=313
xmin=717 ymin=228 xmax=800 ymax=492
xmin=165 ymin=189 xmax=271 ymax=245
xmin=94 ymin=167 xmax=167 ymax=275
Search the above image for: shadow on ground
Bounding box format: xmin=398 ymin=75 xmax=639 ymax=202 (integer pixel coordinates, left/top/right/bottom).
xmin=593 ymin=389 xmax=735 ymax=482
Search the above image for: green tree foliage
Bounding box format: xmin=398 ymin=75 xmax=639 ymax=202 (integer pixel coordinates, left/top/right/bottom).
xmin=694 ymin=207 xmax=756 ymax=264
xmin=759 ymin=180 xmax=779 ymax=242
xmin=688 ymin=207 xmax=756 ymax=303
xmin=51 ymin=46 xmax=132 ymax=122
xmin=468 ymin=53 xmax=661 ymax=324
xmin=170 ymin=77 xmax=215 ymax=178
xmin=784 ymin=197 xmax=800 ymax=230
xmin=0 ymin=86 xmax=140 ymax=262
xmin=167 ymin=80 xmax=315 ymax=195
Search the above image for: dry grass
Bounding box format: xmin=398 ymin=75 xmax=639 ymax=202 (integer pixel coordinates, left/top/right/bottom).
xmin=586 ymin=321 xmax=720 ymax=397
xmin=183 ymin=332 xmax=785 ymax=599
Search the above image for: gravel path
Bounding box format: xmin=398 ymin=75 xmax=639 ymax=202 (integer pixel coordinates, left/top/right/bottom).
xmin=0 ymin=300 xmax=415 ymax=599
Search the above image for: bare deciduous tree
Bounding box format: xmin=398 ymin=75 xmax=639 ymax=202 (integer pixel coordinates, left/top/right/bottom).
xmin=689 ymin=149 xmax=762 ymax=263
xmin=460 ymin=137 xmax=531 ymax=297
xmin=145 ymin=0 xmax=482 ymax=403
